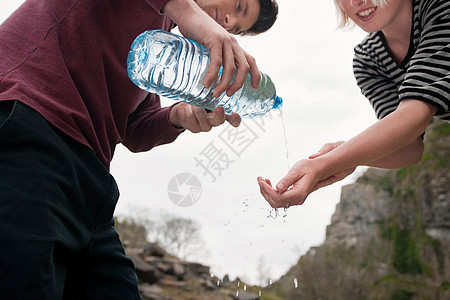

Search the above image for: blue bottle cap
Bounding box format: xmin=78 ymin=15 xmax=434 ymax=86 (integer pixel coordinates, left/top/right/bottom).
xmin=273 ymin=96 xmax=283 ymax=109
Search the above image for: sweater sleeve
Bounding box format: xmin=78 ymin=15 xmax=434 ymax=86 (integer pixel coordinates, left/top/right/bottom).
xmin=122 ymin=93 xmax=185 ymax=152
xmin=144 ymin=0 xmax=171 ymax=14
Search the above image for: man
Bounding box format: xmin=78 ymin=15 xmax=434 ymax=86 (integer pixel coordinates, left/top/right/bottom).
xmin=0 ymin=0 xmax=278 ymax=298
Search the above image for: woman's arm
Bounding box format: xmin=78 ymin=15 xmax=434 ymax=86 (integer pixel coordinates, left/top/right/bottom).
xmin=306 ymin=135 xmax=423 ymax=192
xmin=311 ymin=100 xmax=436 ymax=177
xmin=310 ymin=137 xmax=424 ymax=170
xmin=365 ymin=136 xmax=424 ymax=169
xmin=259 ymin=99 xmax=437 ymax=208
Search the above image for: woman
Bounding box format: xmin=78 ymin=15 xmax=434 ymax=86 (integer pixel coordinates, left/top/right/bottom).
xmin=258 ymin=0 xmax=450 ymax=208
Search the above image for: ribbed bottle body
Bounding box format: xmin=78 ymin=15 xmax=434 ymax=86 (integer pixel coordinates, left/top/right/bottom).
xmin=127 ymin=30 xmax=282 ymax=118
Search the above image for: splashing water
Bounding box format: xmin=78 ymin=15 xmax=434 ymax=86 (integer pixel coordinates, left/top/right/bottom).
xmin=267 ymin=206 xmax=289 ymax=219
xmin=242 ymin=199 xmax=250 ymax=212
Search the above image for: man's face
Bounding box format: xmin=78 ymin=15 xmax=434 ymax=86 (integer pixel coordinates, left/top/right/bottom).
xmin=196 ymin=0 xmax=260 ymax=35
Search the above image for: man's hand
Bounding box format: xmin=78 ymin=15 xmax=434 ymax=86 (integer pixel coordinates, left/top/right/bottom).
xmin=162 ymin=0 xmax=260 ymax=98
xmin=169 ymin=103 xmax=241 ymax=133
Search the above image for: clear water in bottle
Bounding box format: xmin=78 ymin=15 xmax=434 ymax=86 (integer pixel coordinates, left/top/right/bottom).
xmin=127 ymin=30 xmax=282 ymax=118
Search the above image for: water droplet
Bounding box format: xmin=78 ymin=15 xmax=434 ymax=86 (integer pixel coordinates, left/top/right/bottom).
xmin=267 ymin=208 xmax=279 ymax=219
xmin=282 ymin=206 xmax=288 ymax=218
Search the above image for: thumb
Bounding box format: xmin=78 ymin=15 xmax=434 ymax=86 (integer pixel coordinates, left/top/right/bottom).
xmin=309 ymin=141 xmax=345 ymax=159
xmin=309 ymin=144 xmax=331 ymax=159
xmin=309 ymin=152 xmax=322 ymax=159
xmin=276 ymin=172 xmax=298 ymax=193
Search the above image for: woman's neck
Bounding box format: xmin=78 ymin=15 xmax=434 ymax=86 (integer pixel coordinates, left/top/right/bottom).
xmin=382 ymin=0 xmax=413 ymax=63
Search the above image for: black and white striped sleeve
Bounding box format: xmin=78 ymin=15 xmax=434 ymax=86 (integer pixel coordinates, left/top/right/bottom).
xmin=399 ymin=3 xmax=450 ymax=120
xmin=353 ymin=35 xmax=400 ymax=120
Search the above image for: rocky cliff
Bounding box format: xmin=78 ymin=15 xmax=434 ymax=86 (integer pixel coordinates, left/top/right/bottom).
xmin=125 ymin=243 xmax=265 ymax=300
xmin=269 ymin=119 xmax=450 ymax=299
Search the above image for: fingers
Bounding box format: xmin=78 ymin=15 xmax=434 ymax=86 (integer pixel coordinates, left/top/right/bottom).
xmin=309 ymin=143 xmax=334 ymax=159
xmin=205 ymin=35 xmax=236 ymax=98
xmin=257 ymin=177 xmax=308 ymax=209
xmin=174 ymin=104 xmax=241 ymax=133
xmin=191 ymin=106 xmax=230 ymax=132
xmin=312 ymin=167 xmax=355 ymax=192
xmin=274 ymin=159 xmax=310 ymax=193
xmin=225 ymin=44 xmax=250 ymax=97
xmin=275 ymin=170 xmax=299 ymax=193
xmin=313 ymin=176 xmax=338 ymax=192
xmin=205 ymin=34 xmax=258 ymax=99
xmin=244 ymin=50 xmax=260 ymax=89
xmin=204 ymin=43 xmax=225 ymax=91
xmin=257 ymin=177 xmax=281 ymax=208
xmin=259 ymin=160 xmax=318 ymax=208
xmin=206 ymin=106 xmax=226 ymax=126
xmin=165 ymin=0 xmax=258 ymax=99
xmin=189 ymin=105 xmax=241 ymax=130
xmin=206 ymin=108 xmax=241 ymax=128
xmin=186 ymin=106 xmax=212 ymax=133
xmin=225 ymin=113 xmax=241 ymax=127
xmin=309 ymin=141 xmax=345 ymax=159
xmin=216 ymin=39 xmax=239 ymax=98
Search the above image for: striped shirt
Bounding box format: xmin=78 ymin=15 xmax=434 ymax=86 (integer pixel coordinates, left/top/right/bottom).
xmin=353 ymin=0 xmax=450 ymax=122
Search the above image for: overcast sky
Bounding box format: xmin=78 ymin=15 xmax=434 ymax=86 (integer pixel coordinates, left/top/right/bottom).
xmin=1 ymin=0 xmax=375 ymax=287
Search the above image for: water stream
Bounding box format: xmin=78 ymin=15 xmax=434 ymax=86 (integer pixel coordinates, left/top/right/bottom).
xmin=265 ymin=108 xmax=291 ymax=219
xmin=279 ymin=107 xmax=290 ymax=171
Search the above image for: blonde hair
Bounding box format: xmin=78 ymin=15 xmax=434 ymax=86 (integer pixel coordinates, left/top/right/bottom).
xmin=333 ymin=0 xmax=390 ymax=29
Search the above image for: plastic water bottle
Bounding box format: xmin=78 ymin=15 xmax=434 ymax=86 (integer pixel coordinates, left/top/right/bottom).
xmin=127 ymin=30 xmax=282 ymax=118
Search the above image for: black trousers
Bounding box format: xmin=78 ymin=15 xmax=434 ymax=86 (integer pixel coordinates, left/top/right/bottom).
xmin=0 ymin=101 xmax=141 ymax=299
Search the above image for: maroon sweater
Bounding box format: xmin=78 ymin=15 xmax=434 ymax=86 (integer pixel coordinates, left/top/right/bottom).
xmin=0 ymin=0 xmax=185 ymax=169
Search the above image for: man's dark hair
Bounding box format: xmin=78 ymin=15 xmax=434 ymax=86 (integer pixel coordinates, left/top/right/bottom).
xmin=244 ymin=0 xmax=278 ymax=35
